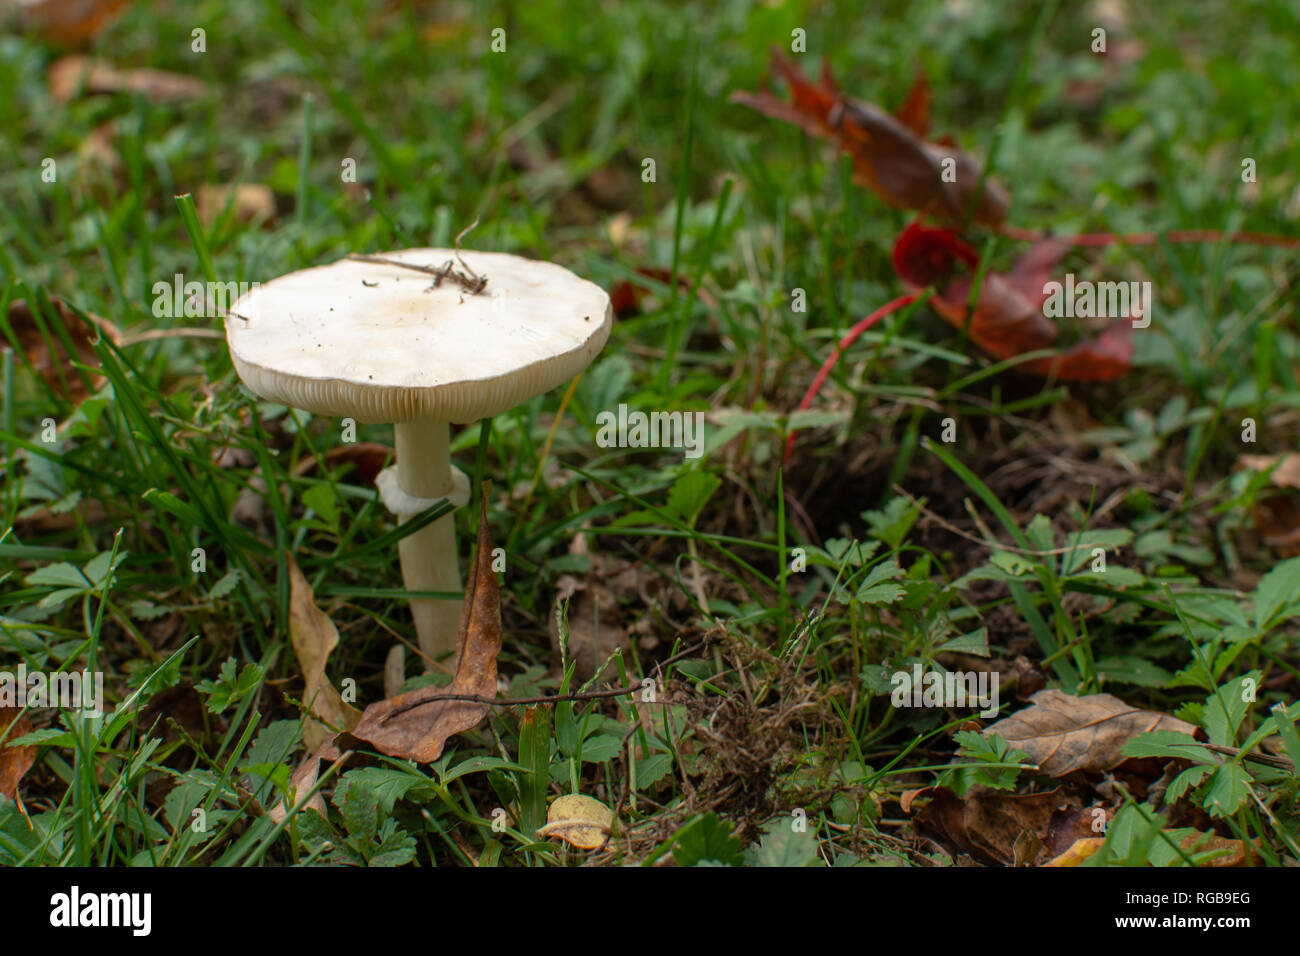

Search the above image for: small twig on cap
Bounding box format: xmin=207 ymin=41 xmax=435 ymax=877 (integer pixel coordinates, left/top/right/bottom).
xmin=348 ymin=246 xmax=488 ymax=296
xmin=452 ymin=216 xmax=485 ymax=290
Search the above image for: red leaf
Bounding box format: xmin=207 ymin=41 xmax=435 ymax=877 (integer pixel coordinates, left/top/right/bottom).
xmin=731 ymin=50 xmax=1008 ymax=226
xmin=893 ymin=68 xmax=931 ymax=138
xmin=892 ymin=222 xmax=1132 ymax=381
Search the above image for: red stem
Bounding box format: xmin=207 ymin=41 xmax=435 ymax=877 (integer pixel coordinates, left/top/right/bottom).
xmin=784 ymin=293 xmax=919 ymax=465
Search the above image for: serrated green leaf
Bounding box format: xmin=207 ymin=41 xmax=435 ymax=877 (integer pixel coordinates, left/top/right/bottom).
xmin=1203 ymin=764 xmax=1251 ymax=818
xmin=746 ymin=820 xmax=820 ymax=867
xmin=1255 ymin=556 xmax=1300 ymax=631
xmin=672 ymin=812 xmax=743 ymax=867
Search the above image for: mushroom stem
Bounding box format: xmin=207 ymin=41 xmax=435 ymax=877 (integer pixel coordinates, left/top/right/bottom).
xmin=394 ymin=420 xmax=462 ymax=668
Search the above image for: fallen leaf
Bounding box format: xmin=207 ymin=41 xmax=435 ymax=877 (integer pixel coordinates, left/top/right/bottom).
xmin=537 ymin=793 xmax=614 ymax=849
xmin=4 ymin=0 xmax=127 ymax=46
xmin=0 ymin=707 xmax=35 ymax=802
xmin=287 ymin=555 xmax=361 ymax=751
xmin=892 ymin=221 xmax=1134 ymax=381
xmin=196 ymin=183 xmax=276 ymax=228
xmin=48 ymin=55 xmax=206 ymax=104
xmin=986 ymin=689 xmax=1197 ymax=776
xmin=267 ymin=752 xmax=330 ymax=824
xmin=899 ymin=787 xmax=928 ymax=814
xmin=349 ymin=494 xmax=503 ymax=763
xmin=731 ymin=50 xmax=1009 ymax=226
xmin=4 ymin=297 xmax=121 ymax=403
xmin=909 ymin=785 xmax=1070 ymax=866
xmin=1043 ymin=836 xmax=1104 ymax=866
xmin=1237 ymin=455 xmax=1300 ymax=554
xmin=1250 ymin=496 xmax=1300 ymax=557
xmin=1240 ymin=453 xmax=1300 ymax=490
xmin=1180 ymin=832 xmax=1259 ymax=867
xmin=293 ymin=442 xmax=392 ymax=487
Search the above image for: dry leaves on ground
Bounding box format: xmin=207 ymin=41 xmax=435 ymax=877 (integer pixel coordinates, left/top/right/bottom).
xmin=986 ymin=689 xmax=1198 ymax=776
xmin=5 ymin=297 xmax=120 ymax=403
xmin=48 ymin=54 xmax=206 ymax=103
xmin=906 ymin=785 xmax=1074 ymax=866
xmin=3 ymin=0 xmax=127 ymax=46
xmin=1239 ymin=453 xmax=1300 ymax=555
xmin=287 ymin=555 xmax=361 ymax=751
xmin=196 ymin=183 xmax=277 ymax=228
xmin=348 ymin=495 xmax=503 ymax=762
xmin=0 ymin=707 xmax=35 ymax=803
xmin=267 ymin=752 xmax=332 ymax=824
xmin=294 ymin=442 xmax=392 ymax=487
xmin=1240 ymin=453 xmax=1300 ymax=489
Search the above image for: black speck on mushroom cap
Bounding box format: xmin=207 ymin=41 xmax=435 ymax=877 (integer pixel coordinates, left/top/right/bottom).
xmin=226 ymin=249 xmax=612 ymax=424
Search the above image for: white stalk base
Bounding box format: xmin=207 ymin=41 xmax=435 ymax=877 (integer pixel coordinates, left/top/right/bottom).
xmin=386 ymin=422 xmax=470 ymax=670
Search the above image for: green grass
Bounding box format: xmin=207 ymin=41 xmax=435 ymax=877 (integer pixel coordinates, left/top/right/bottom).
xmin=1 ymin=0 xmax=1299 ymax=867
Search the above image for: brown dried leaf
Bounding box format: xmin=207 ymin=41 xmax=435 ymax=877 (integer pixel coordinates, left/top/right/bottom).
xmin=267 ymin=751 xmax=332 ymax=824
xmin=293 ymin=441 xmax=392 ymax=487
xmin=986 ymin=689 xmax=1198 ymax=777
xmin=349 ymin=495 xmax=503 ymax=763
xmin=1240 ymin=453 xmax=1300 ymax=490
xmin=196 ymin=183 xmax=276 ymax=228
xmin=1251 ymin=496 xmax=1300 ymax=557
xmin=1180 ymin=832 xmax=1259 ymax=867
xmin=0 ymin=707 xmax=35 ymax=802
xmin=909 ymin=785 xmax=1071 ymax=866
xmin=5 ymin=297 xmax=120 ymax=403
xmin=48 ymin=55 xmax=206 ymax=104
xmin=1043 ymin=803 xmax=1109 ymax=861
xmin=287 ymin=555 xmax=361 ymax=751
xmin=5 ymin=0 xmax=128 ymax=46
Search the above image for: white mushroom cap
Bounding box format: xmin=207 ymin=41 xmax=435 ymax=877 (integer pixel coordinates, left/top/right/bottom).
xmin=226 ymin=249 xmax=612 ymax=424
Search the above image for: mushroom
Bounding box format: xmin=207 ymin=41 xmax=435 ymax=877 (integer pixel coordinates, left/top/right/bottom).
xmin=225 ymin=248 xmax=612 ymax=667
